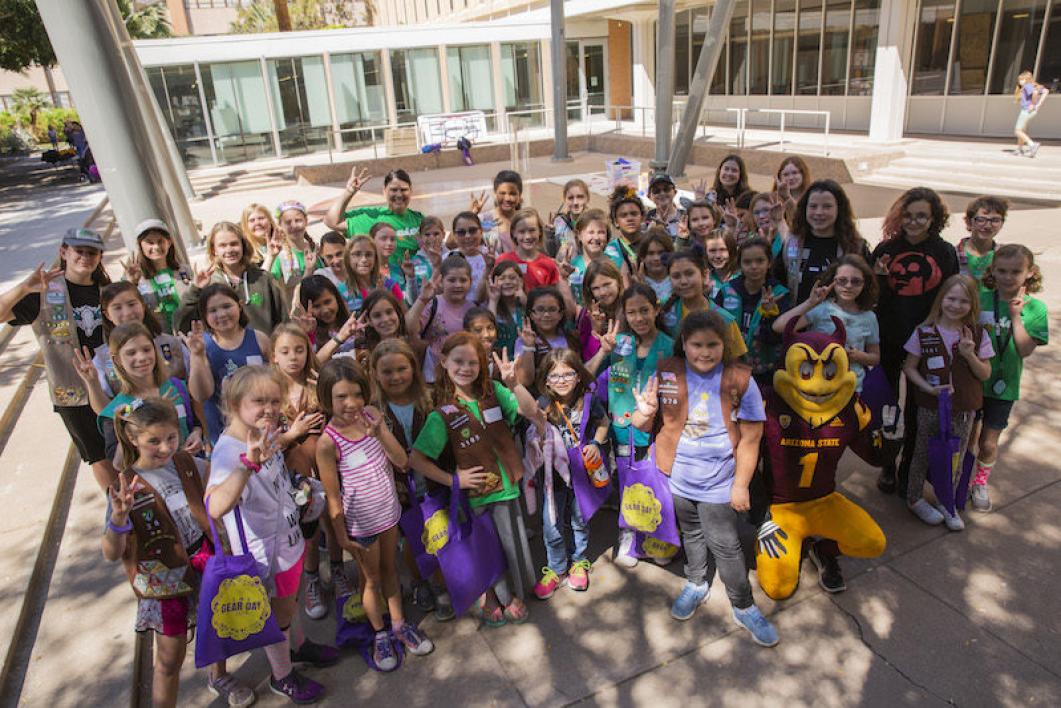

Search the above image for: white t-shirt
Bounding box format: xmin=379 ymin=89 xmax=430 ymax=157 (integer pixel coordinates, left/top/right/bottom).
xmin=209 ymin=434 xmax=305 ymax=580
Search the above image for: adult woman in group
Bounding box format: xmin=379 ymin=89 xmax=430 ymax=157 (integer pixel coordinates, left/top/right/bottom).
xmin=325 ymin=166 xmax=424 ymax=270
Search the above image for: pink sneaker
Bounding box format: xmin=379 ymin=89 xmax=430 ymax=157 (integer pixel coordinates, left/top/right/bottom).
xmin=567 ymin=559 xmax=591 ymax=591
xmin=533 ymin=567 xmax=564 ymax=600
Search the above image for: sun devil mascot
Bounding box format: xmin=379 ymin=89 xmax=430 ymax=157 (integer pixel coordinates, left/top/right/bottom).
xmin=756 ymin=317 xmax=891 ymax=599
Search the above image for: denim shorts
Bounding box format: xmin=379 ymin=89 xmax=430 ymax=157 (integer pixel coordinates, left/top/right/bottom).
xmin=351 ymin=533 xmax=379 ymax=547
xmin=977 ymin=397 xmax=1015 ymax=430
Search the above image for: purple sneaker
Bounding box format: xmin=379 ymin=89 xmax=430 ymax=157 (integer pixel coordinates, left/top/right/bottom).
xmin=373 ymin=631 xmax=399 ymax=671
xmin=290 ymin=639 xmax=340 ymax=667
xmin=269 ymin=670 xmax=324 ymax=704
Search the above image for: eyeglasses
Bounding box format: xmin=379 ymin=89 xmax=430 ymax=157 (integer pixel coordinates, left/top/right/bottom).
xmin=454 ymin=227 xmax=481 ymax=236
xmin=902 ymin=214 xmax=931 ymax=224
xmin=834 ymin=277 xmax=864 ymax=287
xmin=972 ymin=215 xmax=1004 ymax=226
xmin=547 ymin=371 xmax=578 ymax=383
xmin=532 ymin=306 xmax=561 ymax=315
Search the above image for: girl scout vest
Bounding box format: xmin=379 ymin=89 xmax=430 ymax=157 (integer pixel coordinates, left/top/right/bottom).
xmin=607 ymin=332 xmax=673 ymax=444
xmin=780 ymin=235 xmax=843 ymax=296
xmin=437 ymin=387 xmax=525 ymax=498
xmin=914 ymin=325 xmax=985 ymax=412
xmin=652 ymin=357 xmax=751 ymax=475
xmin=120 ymin=452 xmax=210 ymax=600
xmin=32 ymin=278 xmax=92 ymax=407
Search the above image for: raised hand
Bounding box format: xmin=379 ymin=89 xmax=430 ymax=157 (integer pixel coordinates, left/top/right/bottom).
xmin=484 ymin=239 xmax=499 ymax=268
xmin=492 ymin=349 xmax=517 ymax=386
xmin=760 ymin=288 xmax=779 ymax=315
xmin=289 ymin=410 xmax=325 ymax=438
xmin=303 ymin=240 xmax=319 ymax=271
xmin=775 ymin=177 xmax=790 ymax=202
xmin=676 ymin=214 xmax=690 ymax=239
xmin=423 ymin=240 xmax=442 ymax=269
xmin=191 ymin=263 xmax=211 ymax=289
xmin=246 ymin=423 xmax=281 ymax=466
xmin=418 ymin=273 xmax=441 ymax=304
xmin=808 ymin=279 xmax=834 ymax=307
xmin=71 ymin=345 xmax=97 ymax=383
xmin=598 ymin=319 xmax=620 ymax=354
xmin=122 ymin=257 xmax=143 ymax=283
xmin=180 ymin=319 xmax=206 ymax=357
xmin=693 ymin=177 xmax=709 ymax=201
xmin=469 ymin=190 xmax=489 ymax=214
xmin=519 ymin=318 xmax=537 ymax=348
xmin=400 ymin=251 xmax=416 ymax=280
xmin=336 ymin=310 xmax=368 ymax=342
xmin=290 ymin=304 xmax=316 ymax=335
xmin=874 ymin=254 xmax=892 ymax=277
xmin=360 ymin=406 xmax=384 ymax=435
xmin=957 ymin=326 xmax=976 ymax=357
xmin=589 ymin=301 xmax=607 ymax=332
xmin=22 ymin=263 xmax=64 ymax=295
xmin=346 ymin=166 xmax=371 ymax=193
xmin=487 ymin=276 xmax=502 ymax=304
xmin=1008 ymin=286 xmax=1026 ymax=317
xmin=108 ymin=474 xmax=138 ymax=525
xmin=721 ymin=198 xmax=740 ymax=230
xmin=633 ymin=375 xmax=659 ymax=416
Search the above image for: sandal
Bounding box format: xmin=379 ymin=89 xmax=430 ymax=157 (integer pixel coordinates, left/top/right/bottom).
xmin=503 ymin=597 xmax=529 ymax=624
xmin=476 ymin=596 xmax=507 ymax=627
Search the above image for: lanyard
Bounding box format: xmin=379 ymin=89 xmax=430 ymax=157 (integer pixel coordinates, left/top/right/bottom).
xmin=992 ymin=291 xmax=1014 ymax=363
xmin=553 ymin=401 xmax=582 ymax=445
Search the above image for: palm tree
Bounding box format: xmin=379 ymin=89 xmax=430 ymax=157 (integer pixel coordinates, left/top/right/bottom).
xmin=11 ymin=87 xmax=49 ymax=128
xmin=118 ymin=0 xmax=173 ymax=39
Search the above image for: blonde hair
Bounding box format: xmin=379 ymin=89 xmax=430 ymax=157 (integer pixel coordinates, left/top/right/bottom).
xmin=221 ymin=365 xmax=285 ymax=422
xmin=509 ymin=208 xmax=546 ymax=247
xmin=369 ymin=338 xmax=432 ymax=415
xmin=108 ymin=322 xmax=168 ymax=395
xmin=207 ymin=221 xmax=255 ymax=272
xmin=240 ymin=203 xmax=275 ymax=254
xmin=924 ymin=274 xmax=982 ymax=330
xmin=270 ymin=323 xmax=320 ymax=417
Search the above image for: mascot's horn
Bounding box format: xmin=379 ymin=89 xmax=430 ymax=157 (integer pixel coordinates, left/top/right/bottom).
xmin=829 ymin=315 xmax=848 ymax=346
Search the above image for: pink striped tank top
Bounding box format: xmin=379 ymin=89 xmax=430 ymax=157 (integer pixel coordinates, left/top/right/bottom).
xmin=323 ymin=424 xmax=401 ymax=537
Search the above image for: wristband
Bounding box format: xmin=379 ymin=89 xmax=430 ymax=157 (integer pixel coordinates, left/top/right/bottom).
xmin=107 ymin=518 xmax=133 ymax=535
xmin=332 ymin=333 xmax=345 ymax=345
xmin=239 ymin=453 xmax=262 ymax=473
xmin=588 ymin=440 xmax=603 ymax=450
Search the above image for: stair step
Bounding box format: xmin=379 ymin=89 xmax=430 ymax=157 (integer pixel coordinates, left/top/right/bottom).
xmin=856 ymin=173 xmax=1061 ymax=202
xmin=869 ymin=165 xmax=1061 ymax=195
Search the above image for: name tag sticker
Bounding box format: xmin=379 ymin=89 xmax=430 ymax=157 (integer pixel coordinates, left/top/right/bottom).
xmin=245 ymin=355 xmax=263 ymax=365
xmin=483 ymin=406 xmax=503 ymax=424
xmin=926 ymin=356 xmax=946 ymax=370
xmin=348 ymin=448 xmax=369 ymax=467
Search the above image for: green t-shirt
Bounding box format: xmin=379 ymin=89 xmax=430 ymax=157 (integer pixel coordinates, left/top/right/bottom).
xmin=413 ymin=380 xmax=521 ymax=507
xmin=960 ymin=238 xmax=996 ymax=285
xmin=978 ymin=288 xmax=1048 ymax=401
xmin=343 ymin=206 xmax=423 ymax=268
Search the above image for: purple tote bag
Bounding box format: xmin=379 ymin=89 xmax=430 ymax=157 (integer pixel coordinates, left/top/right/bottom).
xmin=927 ymin=389 xmax=962 ymax=516
xmin=397 ymin=474 xmax=441 ymax=579
xmin=614 ymin=429 xmax=680 ymax=548
xmin=566 ymin=390 xmax=612 ymax=523
xmin=195 ymin=502 xmax=284 ymax=668
xmin=431 ymin=476 xmax=507 ymax=617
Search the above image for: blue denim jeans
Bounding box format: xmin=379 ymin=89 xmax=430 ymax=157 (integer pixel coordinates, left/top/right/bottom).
xmin=542 ymin=472 xmax=589 ymax=574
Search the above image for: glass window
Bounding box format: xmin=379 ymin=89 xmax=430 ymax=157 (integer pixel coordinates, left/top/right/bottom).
xmin=391 ymin=48 xmax=444 ymax=123
xmin=988 ymin=0 xmax=1048 ymax=94
xmin=267 ymin=57 xmax=331 ymax=156
xmin=501 ymin=41 xmax=545 ymax=125
xmin=566 ymin=40 xmax=581 ymax=120
xmin=821 ymin=0 xmax=852 ymax=94
xmin=912 ymin=0 xmax=956 ymax=95
xmin=147 ymin=65 xmax=213 ymax=169
xmin=1040 ymin=6 xmax=1061 ymax=90
xmin=797 ymin=0 xmax=823 ymax=94
xmin=730 ymin=0 xmax=750 ymax=94
xmin=773 ymin=0 xmax=797 ymax=94
xmin=848 ymin=0 xmax=881 ymax=95
xmin=202 ymin=61 xmax=276 ymax=163
xmin=949 ymin=0 xmax=998 ymax=94
xmin=675 ymin=10 xmax=691 ymax=95
xmin=447 ymin=44 xmax=495 ymax=114
xmin=331 ymin=51 xmax=386 ymax=129
xmin=749 ymin=0 xmax=771 ymax=93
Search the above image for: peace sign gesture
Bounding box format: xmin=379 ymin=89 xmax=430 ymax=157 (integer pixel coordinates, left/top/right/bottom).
xmin=492 ymin=349 xmax=518 ymax=387
xmin=873 ymin=254 xmax=892 ymax=277
xmin=336 ymin=309 xmax=368 ymax=342
xmin=109 ymin=473 xmax=140 ymax=526
xmin=121 ymin=257 xmax=142 ymax=284
xmin=519 ymin=318 xmax=537 ymax=348
xmin=692 ymin=177 xmax=709 ymax=202
xmin=589 ymin=301 xmax=608 ymax=333
xmin=469 ymin=190 xmax=490 ymax=215
xmin=20 ymin=263 xmax=64 ymax=295
xmin=760 ymin=287 xmax=778 ymax=313
xmin=290 ymin=304 xmax=317 ymax=335
xmin=418 ymin=273 xmax=441 ymax=304
xmin=775 ymin=177 xmax=791 ymax=202
xmin=246 ymin=423 xmax=281 ymax=467
xmin=360 ymin=405 xmax=384 ymax=435
xmin=180 ymin=319 xmax=207 ymax=357
xmin=807 ymin=279 xmax=834 ymax=307
xmin=400 ymin=251 xmax=416 ymax=281
xmin=191 ymin=262 xmax=212 ymax=289
xmin=346 ymin=166 xmax=371 ymax=193
xmin=957 ymin=326 xmax=977 ymax=357
xmin=484 ymin=239 xmax=499 ymax=269
xmin=72 ymin=345 xmax=97 ymax=384
xmin=1008 ymin=286 xmax=1027 ymax=317
xmin=721 ymin=198 xmax=740 ymax=230
xmin=597 ymin=319 xmax=620 ymax=354
xmin=633 ymin=375 xmax=659 ymax=416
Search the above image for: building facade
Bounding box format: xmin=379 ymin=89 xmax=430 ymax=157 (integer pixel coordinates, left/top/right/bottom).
xmin=132 ymin=0 xmax=1059 ymax=168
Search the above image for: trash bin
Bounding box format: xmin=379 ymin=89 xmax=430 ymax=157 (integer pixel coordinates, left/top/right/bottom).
xmin=605 ymin=158 xmax=641 ymax=189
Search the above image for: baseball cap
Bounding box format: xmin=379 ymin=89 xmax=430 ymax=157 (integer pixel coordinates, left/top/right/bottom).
xmin=276 ymin=200 xmax=307 ymax=218
xmin=62 ymin=227 xmax=104 ymax=251
xmin=135 ymin=218 xmax=170 ymax=240
xmin=648 ymin=172 xmax=675 ymax=190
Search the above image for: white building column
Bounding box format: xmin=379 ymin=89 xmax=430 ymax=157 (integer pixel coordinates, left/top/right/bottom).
xmin=631 ymin=19 xmax=655 ymax=128
xmin=869 ymin=0 xmax=916 ymax=142
xmin=541 ymin=39 xmax=555 ymax=129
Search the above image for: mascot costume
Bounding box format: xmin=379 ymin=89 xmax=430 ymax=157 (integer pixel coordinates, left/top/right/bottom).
xmin=755 ymin=318 xmax=888 ymax=600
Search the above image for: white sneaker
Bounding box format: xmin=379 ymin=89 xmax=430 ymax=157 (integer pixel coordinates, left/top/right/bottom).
xmin=1028 ymin=141 xmax=1041 ymax=158
xmin=970 ymin=484 xmax=992 ymax=513
xmin=302 ymin=574 xmax=327 ymax=619
xmin=909 ymin=499 xmax=944 ymax=526
xmin=935 ymin=503 xmax=965 ymax=532
xmin=615 ymin=529 xmax=639 ymax=568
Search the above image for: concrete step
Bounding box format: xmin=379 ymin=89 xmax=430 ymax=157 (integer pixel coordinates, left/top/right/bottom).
xmin=858 ymin=165 xmax=1061 ymax=202
xmin=892 ymin=154 xmax=1061 ymax=176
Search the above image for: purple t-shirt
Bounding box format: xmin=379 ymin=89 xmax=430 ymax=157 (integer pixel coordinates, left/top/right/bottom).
xmin=669 ymin=363 xmax=766 ymax=504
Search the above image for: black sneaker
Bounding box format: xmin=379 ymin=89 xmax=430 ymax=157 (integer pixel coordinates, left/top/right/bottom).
xmin=808 ymin=542 xmax=846 ymax=593
xmin=876 ymin=466 xmax=896 ymax=494
xmin=412 ymin=580 xmax=436 ymax=612
xmin=290 ymin=639 xmax=340 ymax=667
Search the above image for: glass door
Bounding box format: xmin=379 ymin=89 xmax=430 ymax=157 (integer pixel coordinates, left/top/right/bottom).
xmin=582 ymin=42 xmax=607 ymax=114
xmin=566 ymin=41 xmax=581 ymax=120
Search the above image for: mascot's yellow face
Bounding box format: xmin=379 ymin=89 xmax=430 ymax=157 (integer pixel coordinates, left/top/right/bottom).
xmin=773 ymin=340 xmax=856 ymax=428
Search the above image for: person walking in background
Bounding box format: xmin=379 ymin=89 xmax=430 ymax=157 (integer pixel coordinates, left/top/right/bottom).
xmin=1014 ymin=71 xmax=1048 ymax=157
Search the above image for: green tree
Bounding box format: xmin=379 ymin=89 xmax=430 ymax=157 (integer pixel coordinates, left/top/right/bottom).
xmin=11 ymin=86 xmax=49 ymax=127
xmin=0 ymin=0 xmax=56 ymax=73
xmin=118 ymin=0 xmax=173 ymax=39
xmin=230 ymin=0 xmax=364 ymax=33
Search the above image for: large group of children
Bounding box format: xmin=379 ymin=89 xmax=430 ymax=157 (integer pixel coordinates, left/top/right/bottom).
xmin=0 ymin=154 xmax=1047 ymax=706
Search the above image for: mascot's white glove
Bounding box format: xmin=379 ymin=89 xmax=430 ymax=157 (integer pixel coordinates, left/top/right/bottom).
xmin=881 ymin=404 xmax=903 ymax=441
xmin=756 ymin=513 xmax=790 ymax=559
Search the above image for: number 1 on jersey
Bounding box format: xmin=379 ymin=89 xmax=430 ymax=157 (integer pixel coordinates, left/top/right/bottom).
xmin=798 ymin=452 xmax=819 ymax=488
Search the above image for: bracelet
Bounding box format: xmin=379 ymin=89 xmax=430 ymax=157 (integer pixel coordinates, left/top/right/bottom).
xmin=107 ymin=518 xmax=133 ymax=535
xmin=332 ymin=333 xmax=345 ymax=345
xmin=239 ymin=453 xmax=262 ymax=473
